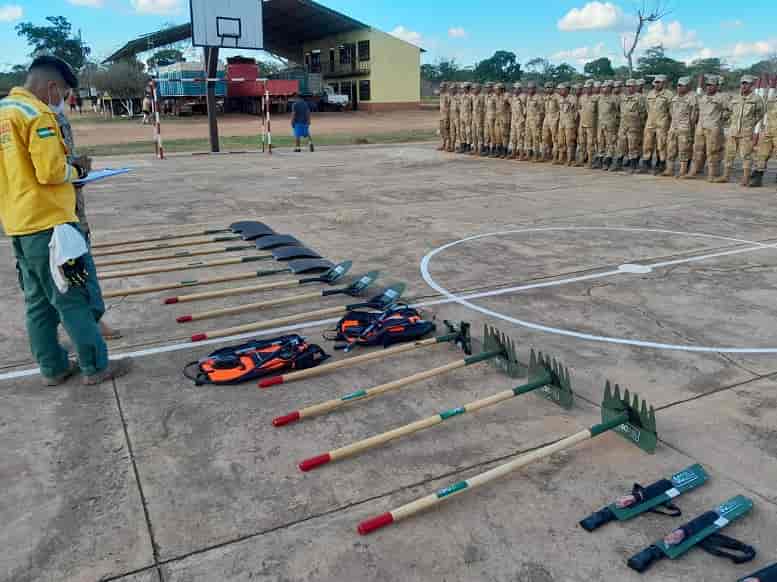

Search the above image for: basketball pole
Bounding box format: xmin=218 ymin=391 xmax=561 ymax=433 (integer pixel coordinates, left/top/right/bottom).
xmin=266 ymin=88 xmax=272 ymax=155
xmin=150 ymin=79 xmax=165 ymax=160
xmin=205 ymin=46 xmax=221 ymax=153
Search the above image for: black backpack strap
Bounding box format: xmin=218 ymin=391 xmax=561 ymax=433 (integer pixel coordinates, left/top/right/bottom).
xmin=698 ymin=533 xmax=756 ymax=565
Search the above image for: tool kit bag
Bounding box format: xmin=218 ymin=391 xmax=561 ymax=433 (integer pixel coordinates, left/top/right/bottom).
xmin=325 ymin=306 xmax=436 ymax=350
xmin=184 ymin=335 xmax=329 ymax=386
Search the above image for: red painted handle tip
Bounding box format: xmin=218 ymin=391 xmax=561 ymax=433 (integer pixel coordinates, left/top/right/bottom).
xmin=273 ymin=411 xmax=301 ymax=427
xmin=191 ymin=333 xmax=208 ymax=342
xmin=164 ymin=297 xmax=179 ymax=305
xmin=259 ymin=376 xmax=284 ymax=388
xmin=358 ymin=512 xmax=394 ymax=535
xmin=299 ymin=453 xmax=331 ymax=472
xmin=177 ymin=315 xmax=193 ymax=323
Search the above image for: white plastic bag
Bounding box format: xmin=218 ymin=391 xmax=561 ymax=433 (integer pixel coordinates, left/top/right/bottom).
xmin=49 ymin=224 xmax=88 ymax=294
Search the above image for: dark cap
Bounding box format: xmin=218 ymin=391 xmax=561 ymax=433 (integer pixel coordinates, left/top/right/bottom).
xmin=30 ymin=55 xmax=79 ymax=89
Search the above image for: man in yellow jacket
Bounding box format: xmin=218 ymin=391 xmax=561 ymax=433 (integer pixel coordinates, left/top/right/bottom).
xmin=0 ymin=56 xmax=131 ymax=385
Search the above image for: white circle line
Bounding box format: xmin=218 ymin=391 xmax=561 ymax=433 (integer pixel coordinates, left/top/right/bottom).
xmin=420 ymin=227 xmax=777 ymax=354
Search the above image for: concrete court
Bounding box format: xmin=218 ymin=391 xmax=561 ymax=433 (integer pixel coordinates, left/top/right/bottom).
xmin=2 ymin=143 xmax=777 ymax=582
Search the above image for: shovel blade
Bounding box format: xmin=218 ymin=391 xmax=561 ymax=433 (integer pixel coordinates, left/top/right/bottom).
xmin=255 ymin=235 xmax=304 ymax=250
xmin=345 ymin=271 xmax=381 ymax=296
xmin=286 ymin=259 xmax=335 ymax=274
xmin=232 ymin=222 xmax=275 ymax=240
xmin=272 ymin=246 xmax=321 ymax=261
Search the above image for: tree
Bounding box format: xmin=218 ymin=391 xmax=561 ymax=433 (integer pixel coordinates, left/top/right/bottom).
xmin=622 ymin=1 xmax=672 ymax=75
xmin=636 ymin=45 xmax=687 ymax=84
xmin=0 ymin=65 xmax=27 ymax=95
xmin=257 ymin=60 xmax=283 ymax=77
xmin=746 ymin=56 xmax=777 ymax=77
xmin=551 ymin=63 xmax=578 ymax=83
xmin=147 ymin=49 xmax=184 ymax=71
xmin=686 ymin=57 xmax=726 ymax=81
xmin=474 ymin=51 xmax=522 ymax=83
xmin=16 ymin=16 xmax=91 ymax=71
xmin=421 ymin=63 xmax=440 ymax=83
xmin=94 ymin=59 xmax=148 ymax=116
xmin=584 ymin=57 xmax=615 ymax=79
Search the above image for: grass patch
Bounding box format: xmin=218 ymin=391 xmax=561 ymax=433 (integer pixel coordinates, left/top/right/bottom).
xmin=83 ymin=129 xmax=437 ymax=157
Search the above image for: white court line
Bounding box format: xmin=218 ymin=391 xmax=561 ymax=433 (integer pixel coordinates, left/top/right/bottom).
xmin=421 ymin=227 xmax=777 ymax=354
xmin=2 ymin=226 xmax=776 ymax=382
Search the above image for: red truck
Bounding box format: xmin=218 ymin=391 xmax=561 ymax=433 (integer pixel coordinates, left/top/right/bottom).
xmin=225 ymin=62 xmax=299 ymax=114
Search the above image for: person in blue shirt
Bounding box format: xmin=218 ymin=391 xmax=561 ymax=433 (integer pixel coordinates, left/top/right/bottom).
xmin=291 ymin=94 xmax=314 ymax=153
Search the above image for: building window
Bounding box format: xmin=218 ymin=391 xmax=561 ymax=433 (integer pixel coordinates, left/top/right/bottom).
xmin=330 ymin=82 xmax=339 ymax=93
xmin=358 ymin=40 xmax=370 ymax=62
xmin=310 ymin=51 xmax=321 ymax=74
xmin=359 ymin=80 xmax=371 ymax=101
xmin=329 ymin=48 xmax=335 ymax=73
xmin=339 ymin=45 xmax=352 ymax=66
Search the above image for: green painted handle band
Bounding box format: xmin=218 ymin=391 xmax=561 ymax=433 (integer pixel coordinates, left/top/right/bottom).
xmin=512 ymin=372 xmax=553 ymax=396
xmin=590 ymin=414 xmax=629 ymax=437
xmin=436 ymin=480 xmax=468 ymax=499
xmin=241 ymin=255 xmax=270 ymax=263
xmin=205 ymin=229 xmax=230 ymax=235
xmin=255 ymin=268 xmax=287 ymax=277
xmin=439 ymin=407 xmax=466 ymax=420
xmin=341 ymin=390 xmax=367 ymax=402
xmin=435 ymin=332 xmax=459 ymax=344
xmin=212 ymin=234 xmax=239 ymax=241
xmin=225 ymin=245 xmax=251 ymax=252
xmin=464 ymin=349 xmax=503 ymax=366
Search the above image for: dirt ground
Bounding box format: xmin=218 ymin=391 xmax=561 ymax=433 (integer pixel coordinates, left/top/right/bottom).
xmin=71 ymin=109 xmax=438 ymax=147
xmin=2 ymin=144 xmax=777 ymax=582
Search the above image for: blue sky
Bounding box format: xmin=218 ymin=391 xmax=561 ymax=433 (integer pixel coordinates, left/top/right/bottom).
xmin=1 ymin=0 xmax=776 ymax=71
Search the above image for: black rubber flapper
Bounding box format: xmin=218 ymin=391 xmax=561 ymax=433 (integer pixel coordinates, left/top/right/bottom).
xmin=628 ymin=545 xmax=664 ymax=573
xmin=740 ymin=562 xmax=777 ymax=582
xmin=284 ymin=259 xmax=334 ymax=274
xmin=255 ymin=235 xmax=303 ymax=250
xmin=272 ymin=246 xmax=321 ymax=261
xmin=233 ymin=222 xmax=276 ymax=240
xmin=579 ymin=507 xmax=616 ymax=532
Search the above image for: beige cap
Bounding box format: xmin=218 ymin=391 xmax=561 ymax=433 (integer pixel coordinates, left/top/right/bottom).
xmin=544 ymin=82 xmax=555 ymax=89
xmin=653 ymin=74 xmax=668 ymax=83
xmin=572 ymin=83 xmax=582 ymax=90
xmin=513 ymin=81 xmax=523 ymax=89
xmin=583 ymin=79 xmax=594 ymax=87
xmin=677 ymin=76 xmax=691 ymax=86
xmin=625 ymin=78 xmax=636 ymax=87
xmin=613 ymin=80 xmax=624 ymax=88
xmin=494 ymin=82 xmax=505 ymax=89
xmin=740 ymin=74 xmax=757 ymax=84
xmin=704 ymin=74 xmax=720 ymax=85
xmin=527 ymin=80 xmax=537 ymax=88
xmin=602 ymin=80 xmax=613 ymax=88
xmin=636 ymin=78 xmax=646 ymax=85
xmin=557 ymin=82 xmax=569 ymax=90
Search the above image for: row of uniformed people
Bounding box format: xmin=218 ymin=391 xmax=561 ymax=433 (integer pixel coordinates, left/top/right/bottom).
xmin=438 ymin=74 xmax=777 ymax=186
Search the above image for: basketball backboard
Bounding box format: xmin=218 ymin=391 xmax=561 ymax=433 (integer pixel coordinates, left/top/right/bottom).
xmin=190 ymin=0 xmax=263 ymax=49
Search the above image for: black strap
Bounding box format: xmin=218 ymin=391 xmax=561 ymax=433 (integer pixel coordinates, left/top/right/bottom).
xmin=698 ymin=533 xmax=756 ymax=565
xmin=631 ymin=481 xmax=682 ymax=518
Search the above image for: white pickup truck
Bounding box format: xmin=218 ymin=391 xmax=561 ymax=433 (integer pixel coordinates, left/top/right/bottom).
xmin=319 ymin=84 xmax=349 ymax=111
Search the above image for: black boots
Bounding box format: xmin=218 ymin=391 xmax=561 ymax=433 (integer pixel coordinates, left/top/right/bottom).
xmin=602 ymin=157 xmax=612 ymax=170
xmin=749 ymin=170 xmax=764 ymax=187
xmin=640 ymin=159 xmax=652 ymax=174
xmin=610 ymin=157 xmax=623 ymax=172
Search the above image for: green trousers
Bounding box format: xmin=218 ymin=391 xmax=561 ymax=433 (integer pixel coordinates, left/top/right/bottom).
xmin=12 ymin=227 xmax=108 ymax=378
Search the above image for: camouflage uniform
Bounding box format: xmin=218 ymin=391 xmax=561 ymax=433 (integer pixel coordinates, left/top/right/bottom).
xmin=753 ymin=89 xmax=777 ymax=186
xmin=577 ymin=80 xmax=597 ymax=167
xmin=596 ymin=81 xmax=620 ymax=169
xmin=557 ymin=83 xmax=578 ymax=166
xmin=684 ymin=75 xmax=728 ymax=181
xmin=509 ymin=84 xmax=526 ymax=159
xmin=498 ymin=85 xmax=512 ymax=157
xmin=541 ymin=82 xmax=560 ymax=162
xmin=615 ymin=79 xmax=647 ymax=173
xmin=449 ymin=86 xmax=460 ymax=153
xmin=525 ymin=82 xmax=545 ymax=161
xmin=438 ymin=82 xmax=451 ymax=151
xmin=485 ymin=83 xmax=498 ymax=155
xmin=642 ymin=75 xmax=674 ymax=173
xmin=471 ymin=84 xmax=486 ymax=156
xmin=664 ymin=77 xmax=698 ymax=177
xmin=458 ymin=83 xmax=474 ymax=153
xmin=718 ymin=75 xmax=766 ymax=185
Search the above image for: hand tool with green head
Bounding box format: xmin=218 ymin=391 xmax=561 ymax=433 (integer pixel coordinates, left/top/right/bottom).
xmin=190 ymin=283 xmax=406 ymax=342
xmin=99 ymin=246 xmax=320 ymax=281
xmin=580 ymin=464 xmax=709 ymax=532
xmin=91 ymin=220 xmax=274 ymax=249
xmin=104 ymin=259 xmax=341 ymax=299
xmin=298 ymin=348 xmax=571 ymax=471
xmin=357 ymin=381 xmax=658 ymax=535
xmin=273 ymin=325 xmax=526 ymax=427
xmin=259 ymin=321 xmax=471 ymax=389
xmin=628 ymin=495 xmax=755 ymax=573
xmin=176 ymin=271 xmax=380 ymax=323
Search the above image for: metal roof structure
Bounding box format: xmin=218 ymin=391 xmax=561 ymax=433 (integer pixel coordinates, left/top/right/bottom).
xmin=104 ymin=0 xmax=373 ymax=63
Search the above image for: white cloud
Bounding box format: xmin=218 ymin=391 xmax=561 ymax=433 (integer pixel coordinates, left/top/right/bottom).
xmin=390 ymin=25 xmax=423 ymax=47
xmin=558 ymin=2 xmax=628 ymax=31
xmin=721 ymin=19 xmax=744 ymax=29
xmin=638 ymin=20 xmax=702 ymax=51
xmin=130 ymin=0 xmax=181 ymax=15
xmin=731 ymin=39 xmax=777 ymax=58
xmin=448 ymin=27 xmax=467 ymax=39
xmin=552 ymin=42 xmax=612 ymax=65
xmin=0 ymin=3 xmax=23 ymax=21
xmin=67 ymin=0 xmax=104 ymax=6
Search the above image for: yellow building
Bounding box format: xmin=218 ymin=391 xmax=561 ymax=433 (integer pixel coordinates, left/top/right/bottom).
xmin=303 ymin=28 xmax=423 ymax=111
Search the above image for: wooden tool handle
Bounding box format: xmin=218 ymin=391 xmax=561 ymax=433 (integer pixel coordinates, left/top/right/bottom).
xmin=100 ymin=257 xmax=245 ymax=280
xmin=332 ymin=417 xmax=442 ymax=461
xmin=192 ymin=305 xmax=347 ymax=341
xmin=90 ymin=229 xmax=227 ymax=249
xmin=261 ymin=337 xmax=440 ymax=386
xmin=92 ymin=236 xmax=239 ymax=257
xmin=96 ymin=246 xmax=244 ymax=268
xmin=103 ymin=271 xmax=261 ymax=298
xmin=165 ymin=279 xmax=298 ymax=304
xmin=178 ymin=291 xmax=321 ymax=323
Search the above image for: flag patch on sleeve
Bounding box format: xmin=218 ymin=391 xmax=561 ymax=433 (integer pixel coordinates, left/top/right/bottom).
xmin=36 ymin=127 xmax=57 ymax=139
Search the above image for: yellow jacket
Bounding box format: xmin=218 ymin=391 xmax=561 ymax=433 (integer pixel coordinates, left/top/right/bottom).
xmin=0 ymin=87 xmax=79 ymax=236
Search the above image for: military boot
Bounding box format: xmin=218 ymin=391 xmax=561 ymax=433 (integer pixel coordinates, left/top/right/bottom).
xmin=489 ymin=146 xmax=498 ymax=158
xmin=712 ymin=162 xmax=730 ymax=183
xmin=602 ymin=157 xmax=612 ymax=170
xmin=610 ymin=157 xmax=623 ymax=172
xmin=662 ymin=161 xmax=674 ymax=177
xmin=567 ymin=149 xmax=576 ymax=167
xmin=679 ymin=158 xmax=701 ymax=179
xmin=677 ymin=161 xmax=689 ymax=178
xmin=749 ymin=170 xmax=764 ymax=187
xmin=626 ymin=158 xmax=637 ymax=174
xmin=652 ymin=160 xmax=663 ymax=176
xmin=639 ymin=159 xmax=651 ymax=174
xmin=740 ymin=163 xmax=752 ymax=187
